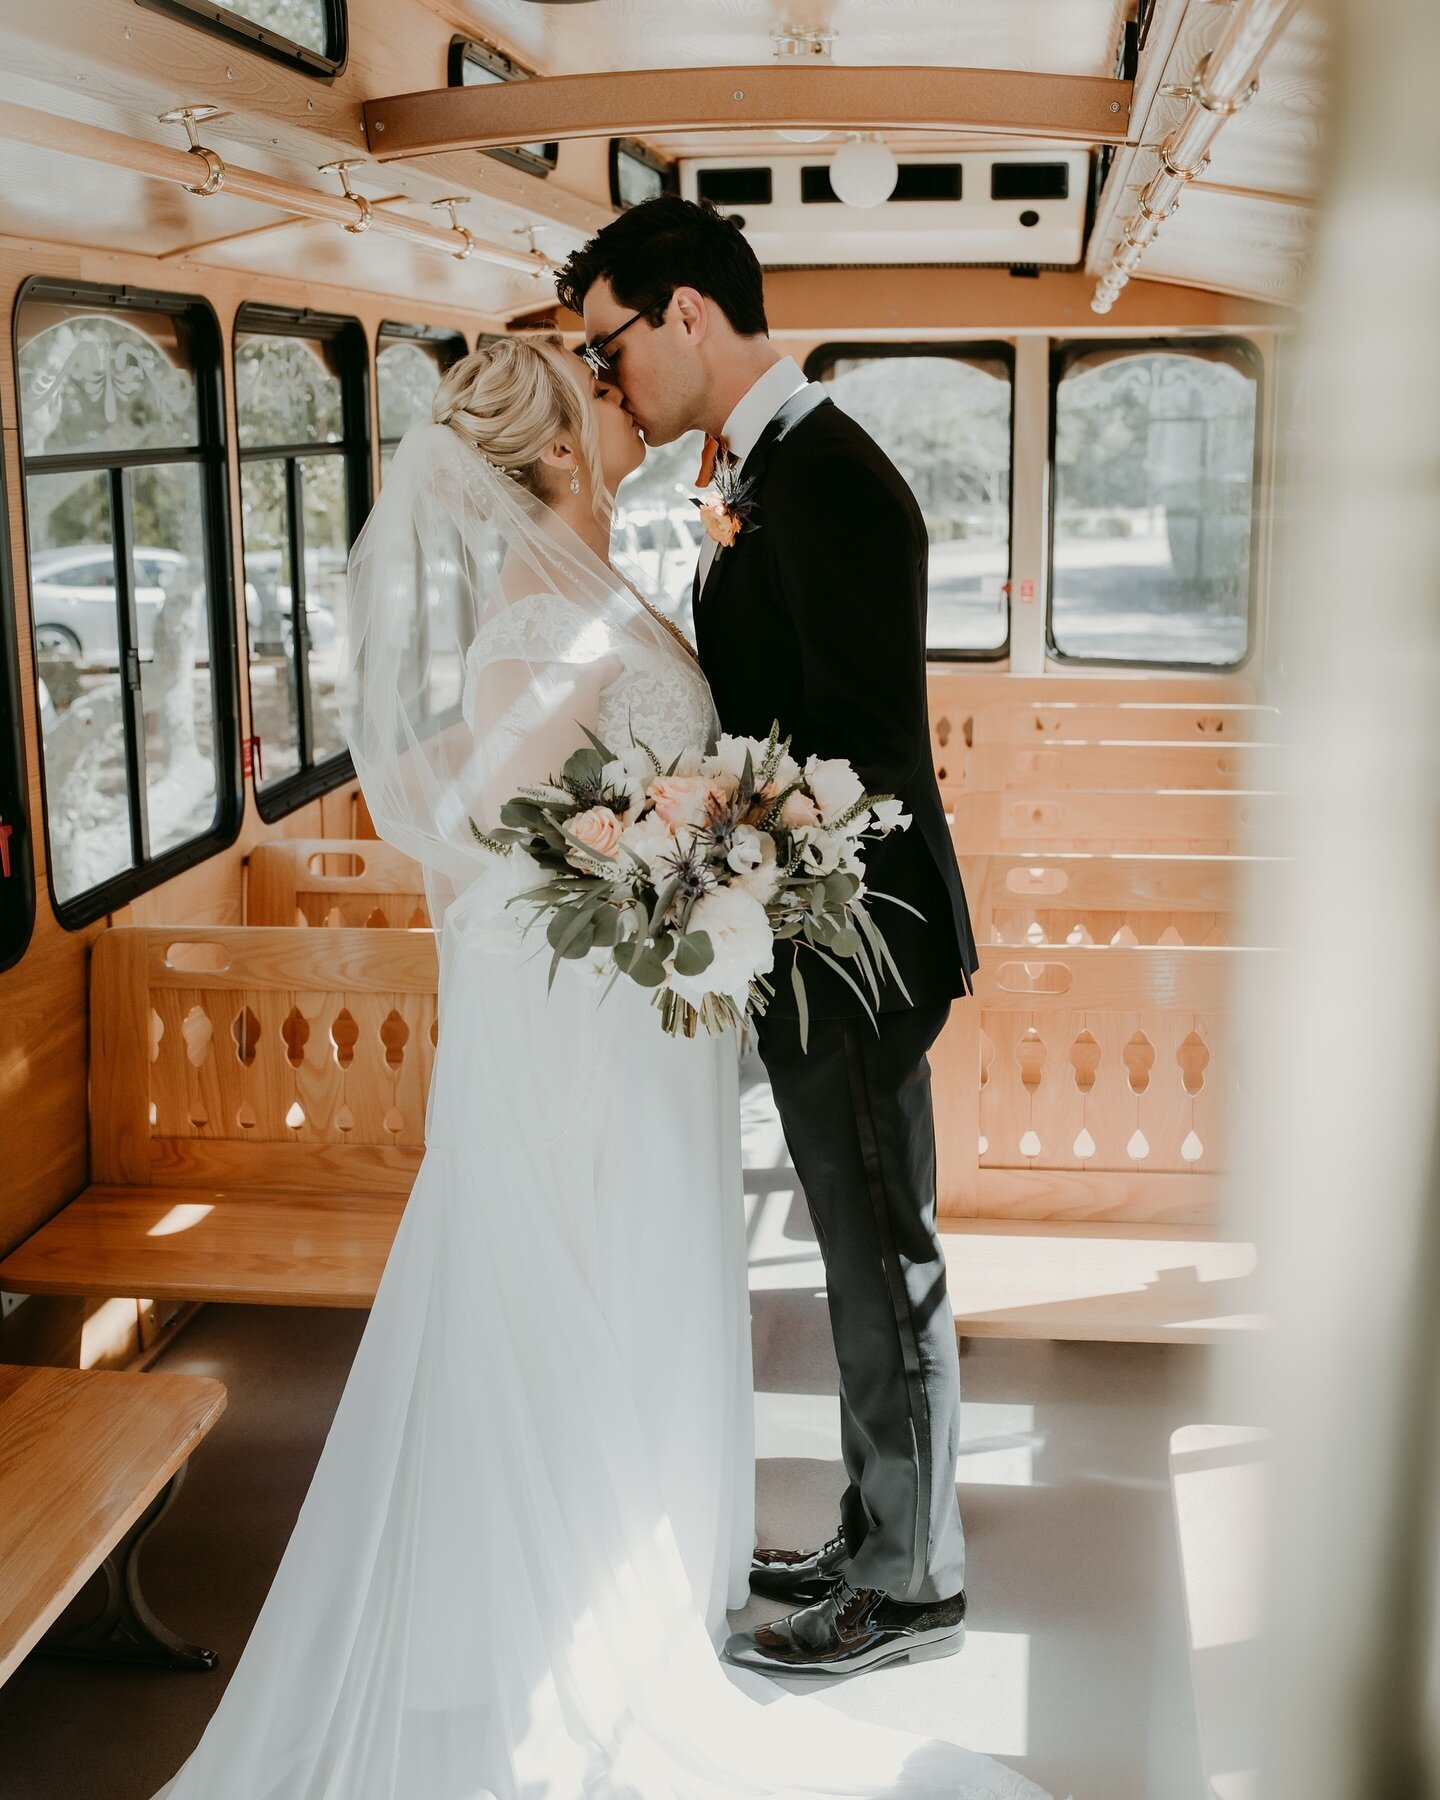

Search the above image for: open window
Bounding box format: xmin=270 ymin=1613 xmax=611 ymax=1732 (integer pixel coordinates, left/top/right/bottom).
xmin=1048 ymin=339 xmax=1262 ymax=669
xmin=805 ymin=343 xmax=1014 ymax=659
xmin=376 ymin=323 xmax=468 ymax=483
xmin=133 ymin=0 xmax=347 ymax=77
xmin=15 ymin=279 xmax=240 ymax=927
xmin=234 ymin=304 xmax=370 ymax=819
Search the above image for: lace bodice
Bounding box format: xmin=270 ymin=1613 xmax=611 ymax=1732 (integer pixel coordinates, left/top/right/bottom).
xmin=461 ymin=590 xmax=715 ymax=766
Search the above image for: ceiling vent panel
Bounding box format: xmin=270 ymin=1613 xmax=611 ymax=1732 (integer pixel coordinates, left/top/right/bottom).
xmin=681 ymin=151 xmax=1090 ymax=267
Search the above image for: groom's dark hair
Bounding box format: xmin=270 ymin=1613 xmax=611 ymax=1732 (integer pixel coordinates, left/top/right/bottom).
xmin=556 ymin=196 xmax=769 ymax=337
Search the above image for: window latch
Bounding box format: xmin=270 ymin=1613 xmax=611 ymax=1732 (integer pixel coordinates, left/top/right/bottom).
xmin=0 ymin=819 xmax=12 ymax=879
xmin=242 ymin=735 xmax=264 ymax=781
xmin=123 ymin=646 xmax=143 ymax=691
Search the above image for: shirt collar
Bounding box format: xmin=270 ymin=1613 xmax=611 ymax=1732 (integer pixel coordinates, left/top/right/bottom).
xmin=719 ymin=355 xmax=810 ymax=467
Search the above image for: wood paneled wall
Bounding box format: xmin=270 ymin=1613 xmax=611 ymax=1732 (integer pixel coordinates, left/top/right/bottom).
xmin=0 ymin=239 xmax=504 ymax=1329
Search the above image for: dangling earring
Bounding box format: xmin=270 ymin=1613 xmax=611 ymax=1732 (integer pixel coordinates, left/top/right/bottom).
xmin=569 ymin=466 xmax=581 ymax=495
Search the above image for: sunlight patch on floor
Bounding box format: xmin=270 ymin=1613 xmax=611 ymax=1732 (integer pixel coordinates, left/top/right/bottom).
xmin=806 ymin=1629 xmax=1033 ymax=1759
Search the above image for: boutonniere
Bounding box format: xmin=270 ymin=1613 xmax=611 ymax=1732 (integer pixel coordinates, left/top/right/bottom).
xmin=693 ymin=456 xmax=760 ymax=562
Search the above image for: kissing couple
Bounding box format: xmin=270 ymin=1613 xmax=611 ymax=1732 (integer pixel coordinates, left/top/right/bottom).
xmin=149 ymin=197 xmax=1056 ymax=1800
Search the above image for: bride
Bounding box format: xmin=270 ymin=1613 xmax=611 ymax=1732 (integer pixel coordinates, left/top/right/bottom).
xmin=149 ymin=336 xmax=1050 ymax=1800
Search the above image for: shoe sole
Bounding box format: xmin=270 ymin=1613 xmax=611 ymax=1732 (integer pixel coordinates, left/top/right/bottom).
xmin=725 ymin=1620 xmax=966 ymax=1679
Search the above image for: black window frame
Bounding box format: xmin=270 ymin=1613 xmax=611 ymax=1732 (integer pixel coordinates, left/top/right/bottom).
xmin=0 ymin=404 xmax=35 ymax=971
xmin=447 ymin=37 xmax=558 ymax=178
xmin=609 ymin=137 xmax=678 ymax=210
xmin=1046 ymin=334 xmax=1264 ymax=674
xmin=13 ymin=276 xmax=242 ymax=932
xmin=376 ymin=321 xmax=469 ymax=465
xmin=233 ymin=302 xmax=371 ymax=823
xmin=804 ymin=340 xmax=1016 ymax=663
xmin=133 ymin=0 xmax=347 ymax=78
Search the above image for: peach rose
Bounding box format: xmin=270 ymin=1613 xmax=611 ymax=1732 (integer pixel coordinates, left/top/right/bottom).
xmin=697 ymin=500 xmax=741 ymax=548
xmin=567 ymin=805 xmax=623 ymax=861
xmin=649 ymin=775 xmax=720 ymax=832
xmin=779 ymin=789 xmax=821 ymax=831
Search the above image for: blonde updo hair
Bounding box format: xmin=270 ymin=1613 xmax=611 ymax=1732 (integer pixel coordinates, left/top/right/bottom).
xmin=432 ymin=334 xmax=608 ymax=519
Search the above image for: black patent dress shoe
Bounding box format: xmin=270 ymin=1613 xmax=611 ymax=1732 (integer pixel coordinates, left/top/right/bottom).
xmin=749 ymin=1530 xmax=848 ymax=1605
xmin=724 ymin=1579 xmax=967 ymax=1677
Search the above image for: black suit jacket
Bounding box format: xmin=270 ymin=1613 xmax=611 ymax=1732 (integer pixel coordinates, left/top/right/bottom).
xmin=692 ymin=384 xmax=978 ymax=1020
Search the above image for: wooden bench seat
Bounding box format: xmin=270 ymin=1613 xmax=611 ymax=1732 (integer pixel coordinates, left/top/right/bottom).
xmin=0 ymin=1362 xmax=227 ymax=1679
xmin=0 ymin=926 xmax=437 ymax=1308
xmin=1170 ymin=1423 xmax=1270 ymax=1796
xmin=943 ymin=1222 xmax=1265 ymax=1343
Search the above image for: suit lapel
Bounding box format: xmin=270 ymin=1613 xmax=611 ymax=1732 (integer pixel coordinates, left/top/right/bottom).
xmin=694 ymin=384 xmax=832 ymax=611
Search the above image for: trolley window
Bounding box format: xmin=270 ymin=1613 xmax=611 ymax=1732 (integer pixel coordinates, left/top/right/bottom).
xmin=1049 ymin=339 xmax=1261 ymax=668
xmin=15 ymin=279 xmax=239 ymax=927
xmin=805 ymin=343 xmax=1014 ymax=659
xmin=377 ymin=324 xmax=468 ymax=483
xmin=234 ymin=304 xmax=370 ymax=820
xmin=133 ymin=0 xmax=347 ymax=78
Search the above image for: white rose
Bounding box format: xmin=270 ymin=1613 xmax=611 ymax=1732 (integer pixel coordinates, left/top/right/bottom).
xmin=770 ymin=750 xmax=802 ymax=792
xmin=871 ymin=797 xmax=912 ymax=834
xmin=667 ymin=886 xmax=775 ymax=1008
xmin=619 ymin=813 xmax=680 ymax=877
xmin=707 ymin=732 xmax=769 ymax=785
xmin=804 ymin=755 xmax=866 ymax=823
xmin=671 ymin=745 xmax=704 ymax=777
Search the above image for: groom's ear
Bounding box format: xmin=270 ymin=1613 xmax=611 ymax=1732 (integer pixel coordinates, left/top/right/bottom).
xmin=672 ymin=288 xmax=708 ymax=342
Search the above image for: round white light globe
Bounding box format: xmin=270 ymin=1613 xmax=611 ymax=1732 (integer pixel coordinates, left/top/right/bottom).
xmin=778 ymin=129 xmax=831 ymax=144
xmin=828 ymin=136 xmax=898 ymax=208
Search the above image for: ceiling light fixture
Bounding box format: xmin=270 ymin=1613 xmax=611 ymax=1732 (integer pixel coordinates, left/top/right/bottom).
xmin=772 ymin=30 xmax=836 ymax=144
xmin=829 ymin=134 xmax=898 ymax=209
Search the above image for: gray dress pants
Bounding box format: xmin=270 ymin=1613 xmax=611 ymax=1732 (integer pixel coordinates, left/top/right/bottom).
xmin=755 ymin=996 xmax=966 ymax=1605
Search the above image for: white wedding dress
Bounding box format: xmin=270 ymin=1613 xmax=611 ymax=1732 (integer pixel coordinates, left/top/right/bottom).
xmin=149 ymin=423 xmax=1050 ymax=1800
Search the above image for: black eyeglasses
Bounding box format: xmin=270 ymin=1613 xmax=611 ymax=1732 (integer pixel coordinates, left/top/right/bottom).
xmin=577 ymin=301 xmax=662 ymax=380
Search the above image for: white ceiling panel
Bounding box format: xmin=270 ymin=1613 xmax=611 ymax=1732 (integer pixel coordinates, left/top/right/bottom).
xmin=457 ymin=0 xmax=1128 ymax=79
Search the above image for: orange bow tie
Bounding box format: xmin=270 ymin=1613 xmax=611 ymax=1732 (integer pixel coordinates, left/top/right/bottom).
xmin=695 ymin=433 xmax=730 ymax=488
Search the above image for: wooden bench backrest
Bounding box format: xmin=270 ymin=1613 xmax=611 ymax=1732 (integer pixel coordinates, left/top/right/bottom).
xmin=960 ymin=851 xmax=1274 ymax=948
xmin=960 ymin=739 xmax=1279 ymax=795
xmin=951 ymin=788 xmax=1276 ymax=854
xmin=91 ymin=927 xmax=439 ymax=1193
xmin=971 ymin=701 xmax=1282 ymax=746
xmin=933 ymin=943 xmax=1262 ymax=1226
xmin=248 ymin=839 xmax=430 ymax=929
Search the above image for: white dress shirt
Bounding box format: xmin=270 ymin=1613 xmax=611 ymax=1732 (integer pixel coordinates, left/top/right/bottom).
xmin=695 ymin=355 xmax=812 ymax=587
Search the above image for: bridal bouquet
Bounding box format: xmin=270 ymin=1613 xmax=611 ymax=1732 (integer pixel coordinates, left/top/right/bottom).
xmin=469 ymin=723 xmax=913 ymax=1045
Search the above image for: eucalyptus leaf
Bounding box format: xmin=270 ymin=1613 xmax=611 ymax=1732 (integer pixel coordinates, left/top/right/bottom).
xmin=791 ymin=959 xmax=810 ymax=1055
xmin=674 ymin=931 xmax=715 ymax=978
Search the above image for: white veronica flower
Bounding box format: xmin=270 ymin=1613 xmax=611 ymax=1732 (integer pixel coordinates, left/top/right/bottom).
xmin=668 ymin=886 xmax=775 ymax=1008
xmin=520 ymin=782 xmax=574 ymax=807
xmin=804 ymin=755 xmax=866 ymax=823
xmin=871 ymin=797 xmax=912 ymax=833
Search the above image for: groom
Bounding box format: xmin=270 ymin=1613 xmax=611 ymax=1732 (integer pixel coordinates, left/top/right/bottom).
xmin=557 ymin=198 xmax=979 ymax=1677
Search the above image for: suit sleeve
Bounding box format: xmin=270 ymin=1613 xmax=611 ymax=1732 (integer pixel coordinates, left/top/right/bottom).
xmin=767 ymin=444 xmax=929 ymax=796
